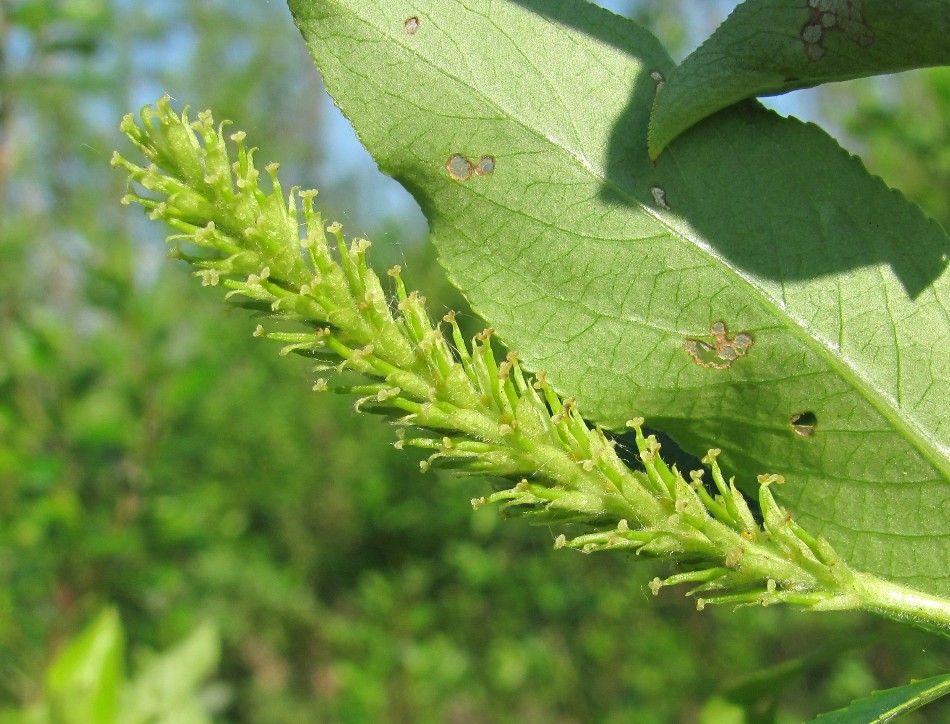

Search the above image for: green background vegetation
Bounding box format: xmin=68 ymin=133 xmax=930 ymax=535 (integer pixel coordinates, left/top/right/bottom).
xmin=1 ymin=1 xmax=948 ymax=721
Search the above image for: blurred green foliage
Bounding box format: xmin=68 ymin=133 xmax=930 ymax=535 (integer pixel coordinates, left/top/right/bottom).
xmin=834 ymin=66 xmax=950 ymax=228
xmin=1 ymin=1 xmax=947 ymax=721
xmin=0 ymin=607 xmax=219 ymax=723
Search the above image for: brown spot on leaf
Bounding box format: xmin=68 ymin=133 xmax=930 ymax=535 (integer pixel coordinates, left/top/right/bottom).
xmin=446 ymin=154 xmax=473 ymax=180
xmin=732 ymin=333 xmax=754 ymax=355
xmin=476 ymin=155 xmax=495 ymax=175
xmin=685 ymin=322 xmax=754 ymax=369
xmin=801 ymin=0 xmax=873 ymax=62
xmin=446 ymin=154 xmax=495 ymax=181
xmin=404 ymin=17 xmax=420 ymax=35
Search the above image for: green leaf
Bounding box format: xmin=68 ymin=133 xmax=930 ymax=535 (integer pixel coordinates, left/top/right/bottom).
xmin=811 ymin=671 xmax=950 ymax=723
xmin=701 ymin=635 xmax=872 ymax=723
xmin=0 ymin=703 xmax=49 ymax=724
xmin=289 ymin=0 xmax=950 ymax=596
xmin=120 ymin=622 xmax=219 ymax=724
xmin=45 ymin=608 xmax=125 ymax=724
xmin=649 ymin=0 xmax=950 ymax=158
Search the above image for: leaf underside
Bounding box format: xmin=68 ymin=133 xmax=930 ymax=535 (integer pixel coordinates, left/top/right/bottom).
xmin=649 ymin=0 xmax=950 ymax=158
xmin=289 ymin=0 xmax=950 ymax=596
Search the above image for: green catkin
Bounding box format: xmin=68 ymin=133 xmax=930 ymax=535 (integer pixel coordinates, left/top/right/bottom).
xmin=112 ymin=97 xmax=950 ymax=635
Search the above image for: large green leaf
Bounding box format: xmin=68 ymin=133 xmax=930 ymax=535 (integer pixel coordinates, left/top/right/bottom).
xmin=811 ymin=671 xmax=950 ymax=723
xmin=649 ymin=0 xmax=950 ymax=158
xmin=289 ymin=0 xmax=950 ymax=596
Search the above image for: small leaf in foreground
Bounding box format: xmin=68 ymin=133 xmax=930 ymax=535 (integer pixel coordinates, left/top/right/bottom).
xmin=45 ymin=608 xmax=124 ymax=724
xmin=121 ymin=622 xmax=219 ymax=723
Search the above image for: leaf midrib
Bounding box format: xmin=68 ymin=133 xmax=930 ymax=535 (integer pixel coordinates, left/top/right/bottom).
xmin=630 ymin=202 xmax=949 ymax=483
xmin=317 ymin=0 xmax=950 ymax=483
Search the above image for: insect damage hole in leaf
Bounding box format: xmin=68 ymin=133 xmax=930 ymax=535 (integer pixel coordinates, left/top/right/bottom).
xmin=685 ymin=321 xmax=754 ymax=369
xmin=404 ymin=16 xmax=419 ymax=36
xmin=791 ymin=411 xmax=818 ymax=437
xmin=650 ymin=186 xmax=671 ymax=210
xmin=446 ymin=153 xmax=495 ymax=181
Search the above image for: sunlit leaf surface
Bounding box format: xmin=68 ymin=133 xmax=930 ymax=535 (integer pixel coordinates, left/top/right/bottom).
xmin=290 ymin=0 xmax=950 ymax=595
